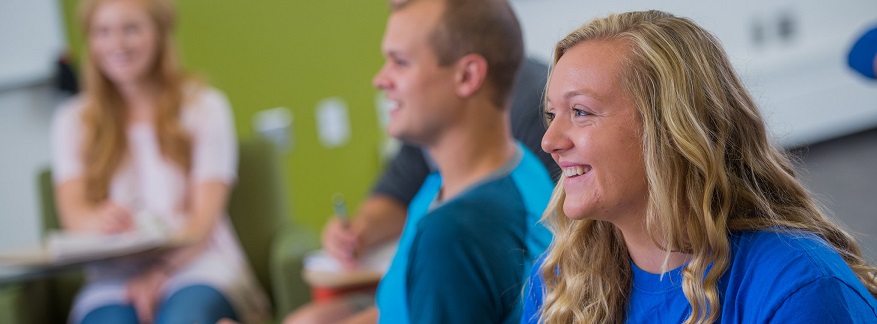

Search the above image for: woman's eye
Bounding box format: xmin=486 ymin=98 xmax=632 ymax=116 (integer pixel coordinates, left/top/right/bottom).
xmin=544 ymin=111 xmax=556 ymax=123
xmin=574 ymin=108 xmax=588 ymax=117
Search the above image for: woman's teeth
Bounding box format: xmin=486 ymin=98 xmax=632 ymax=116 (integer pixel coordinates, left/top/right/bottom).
xmin=563 ymin=165 xmax=590 ymax=178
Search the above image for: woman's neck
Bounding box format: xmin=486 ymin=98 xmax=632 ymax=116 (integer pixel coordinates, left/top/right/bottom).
xmin=117 ymin=79 xmax=158 ymax=124
xmin=618 ymin=220 xmax=691 ymax=274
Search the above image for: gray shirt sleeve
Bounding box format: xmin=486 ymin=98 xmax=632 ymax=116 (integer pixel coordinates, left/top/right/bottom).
xmin=371 ymin=143 xmax=431 ymax=205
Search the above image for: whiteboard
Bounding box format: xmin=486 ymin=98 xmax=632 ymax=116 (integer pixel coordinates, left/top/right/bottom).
xmin=0 ymin=0 xmax=66 ymax=91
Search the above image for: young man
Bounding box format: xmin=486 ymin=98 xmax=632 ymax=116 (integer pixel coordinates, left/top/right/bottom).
xmin=371 ymin=0 xmax=552 ymax=322
xmin=286 ymin=0 xmax=552 ymax=323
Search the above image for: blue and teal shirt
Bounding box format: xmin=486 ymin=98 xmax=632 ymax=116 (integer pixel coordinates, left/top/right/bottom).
xmin=376 ymin=143 xmax=554 ymax=323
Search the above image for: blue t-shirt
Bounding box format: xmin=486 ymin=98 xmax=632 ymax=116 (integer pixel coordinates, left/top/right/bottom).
xmin=377 ymin=144 xmax=554 ymax=323
xmin=522 ymin=230 xmax=877 ymax=323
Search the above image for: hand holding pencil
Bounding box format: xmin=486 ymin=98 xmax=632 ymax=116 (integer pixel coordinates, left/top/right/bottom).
xmin=332 ymin=193 xmax=349 ymax=228
xmin=322 ymin=193 xmax=361 ymax=268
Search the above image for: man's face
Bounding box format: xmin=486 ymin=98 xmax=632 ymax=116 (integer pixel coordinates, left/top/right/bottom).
xmin=373 ymin=1 xmax=459 ymax=146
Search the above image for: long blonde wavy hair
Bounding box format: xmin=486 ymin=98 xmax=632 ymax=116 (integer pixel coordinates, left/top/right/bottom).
xmin=537 ymin=10 xmax=877 ymax=324
xmin=78 ymin=0 xmax=195 ymax=204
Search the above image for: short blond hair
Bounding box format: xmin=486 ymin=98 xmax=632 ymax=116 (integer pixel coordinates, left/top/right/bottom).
xmin=393 ymin=0 xmax=523 ymax=108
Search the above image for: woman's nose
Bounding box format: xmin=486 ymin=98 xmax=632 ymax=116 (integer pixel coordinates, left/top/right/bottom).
xmin=542 ymin=118 xmax=573 ymax=155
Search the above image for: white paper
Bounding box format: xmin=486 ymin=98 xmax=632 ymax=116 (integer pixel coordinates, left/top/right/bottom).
xmin=315 ymin=97 xmax=351 ymax=148
xmin=0 ymin=212 xmax=172 ymax=267
xmin=304 ymin=239 xmax=398 ymax=274
xmin=50 ymin=212 xmax=169 ymax=263
xmin=253 ymin=107 xmax=294 ymax=152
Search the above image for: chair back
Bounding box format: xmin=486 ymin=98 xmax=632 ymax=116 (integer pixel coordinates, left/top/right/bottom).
xmin=227 ymin=138 xmax=291 ymax=305
xmin=38 ymin=170 xmax=60 ymax=233
xmin=36 ymin=169 xmax=81 ymax=324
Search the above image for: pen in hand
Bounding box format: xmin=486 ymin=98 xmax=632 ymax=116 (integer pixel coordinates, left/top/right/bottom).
xmin=331 ymin=193 xmax=357 ymax=265
xmin=332 ymin=193 xmax=349 ymax=228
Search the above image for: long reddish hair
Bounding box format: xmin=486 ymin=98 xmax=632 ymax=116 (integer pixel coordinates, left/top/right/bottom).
xmin=78 ymin=0 xmax=194 ymax=203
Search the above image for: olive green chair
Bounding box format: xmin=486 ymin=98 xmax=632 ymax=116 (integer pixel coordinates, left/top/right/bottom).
xmin=228 ymin=138 xmax=318 ymax=319
xmin=21 ymin=138 xmax=317 ymax=323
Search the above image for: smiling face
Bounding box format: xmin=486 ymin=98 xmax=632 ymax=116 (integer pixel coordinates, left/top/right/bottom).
xmin=88 ymin=0 xmax=160 ymax=88
xmin=542 ymin=40 xmax=649 ymax=225
xmin=372 ymin=0 xmax=460 ymax=146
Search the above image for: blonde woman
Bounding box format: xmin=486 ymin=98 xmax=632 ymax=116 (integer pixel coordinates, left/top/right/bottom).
xmin=522 ymin=10 xmax=877 ymax=323
xmin=51 ymin=0 xmax=267 ymax=322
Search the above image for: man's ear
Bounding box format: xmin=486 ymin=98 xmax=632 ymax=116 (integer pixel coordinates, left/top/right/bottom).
xmin=454 ymin=54 xmax=488 ymax=98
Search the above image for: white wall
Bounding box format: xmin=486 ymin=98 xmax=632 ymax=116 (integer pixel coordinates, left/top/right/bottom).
xmin=0 ymin=84 xmax=59 ymax=250
xmin=0 ymin=0 xmax=65 ymax=90
xmin=511 ymin=0 xmax=877 ymax=147
xmin=0 ymin=0 xmax=65 ymax=250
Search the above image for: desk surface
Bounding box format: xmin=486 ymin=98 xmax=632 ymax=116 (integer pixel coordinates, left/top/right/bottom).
xmin=0 ymin=238 xmax=170 ymax=287
xmin=303 ymin=268 xmax=383 ymax=288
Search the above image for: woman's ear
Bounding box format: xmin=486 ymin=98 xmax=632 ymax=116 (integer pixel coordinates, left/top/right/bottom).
xmin=453 ymin=54 xmax=488 ymax=98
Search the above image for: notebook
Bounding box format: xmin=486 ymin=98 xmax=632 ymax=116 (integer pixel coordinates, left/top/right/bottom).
xmin=0 ymin=212 xmax=171 ymax=267
xmin=302 ymin=239 xmax=398 ymax=288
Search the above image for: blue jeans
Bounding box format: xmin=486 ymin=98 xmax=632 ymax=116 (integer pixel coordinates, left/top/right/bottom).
xmin=80 ymin=284 xmax=237 ymax=324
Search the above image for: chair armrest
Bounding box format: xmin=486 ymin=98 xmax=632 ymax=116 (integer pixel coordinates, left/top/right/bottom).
xmin=269 ymin=225 xmax=319 ymax=319
xmin=1 ymin=265 xmax=84 ymax=324
xmin=1 ymin=282 xmax=53 ymax=324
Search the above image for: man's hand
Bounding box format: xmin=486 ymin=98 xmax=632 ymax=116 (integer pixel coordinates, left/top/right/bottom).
xmin=322 ymin=217 xmax=362 ymax=268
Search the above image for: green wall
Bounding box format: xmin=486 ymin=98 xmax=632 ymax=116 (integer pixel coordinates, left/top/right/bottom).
xmin=61 ymin=0 xmax=390 ymax=233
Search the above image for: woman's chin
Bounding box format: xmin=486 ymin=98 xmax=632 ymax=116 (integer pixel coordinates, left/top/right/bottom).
xmin=562 ymin=205 xmax=588 ymax=221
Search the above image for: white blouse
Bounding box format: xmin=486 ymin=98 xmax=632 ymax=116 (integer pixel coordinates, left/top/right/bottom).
xmin=51 ymin=86 xmax=269 ymax=323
